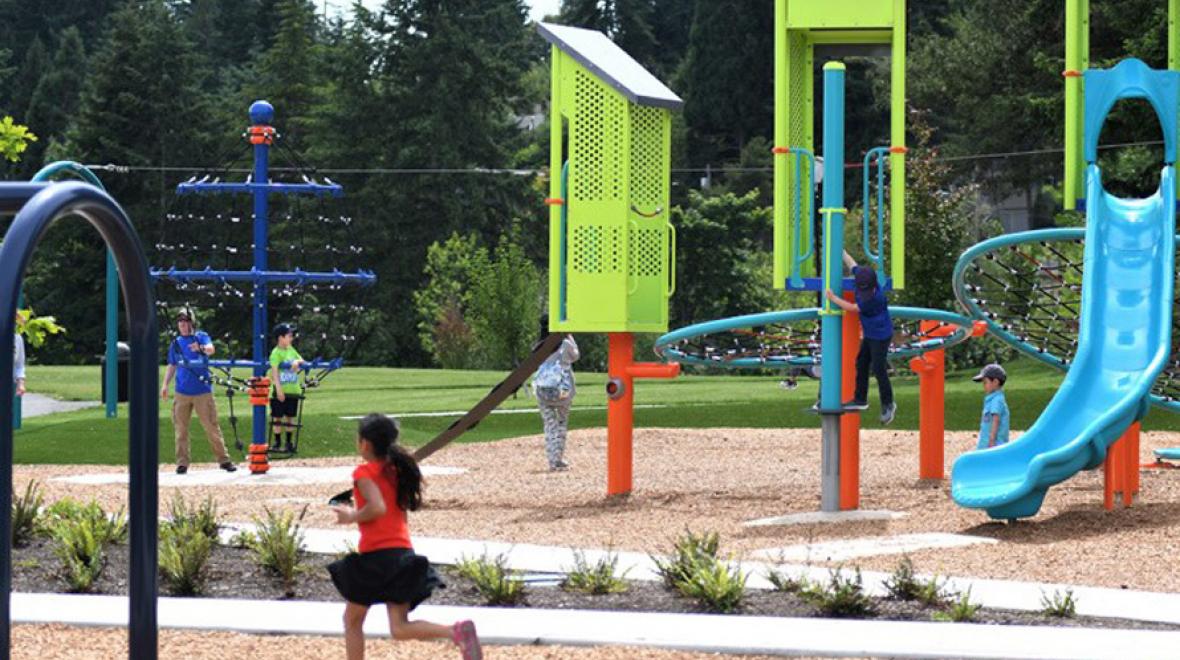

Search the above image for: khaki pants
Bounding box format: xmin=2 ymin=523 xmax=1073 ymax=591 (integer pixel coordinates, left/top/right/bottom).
xmin=173 ymin=393 xmax=230 ymax=467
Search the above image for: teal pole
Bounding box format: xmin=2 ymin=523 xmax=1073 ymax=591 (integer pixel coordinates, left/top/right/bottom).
xmin=818 ymin=62 xmax=847 ymax=512
xmin=29 ymin=162 xmax=117 ymax=419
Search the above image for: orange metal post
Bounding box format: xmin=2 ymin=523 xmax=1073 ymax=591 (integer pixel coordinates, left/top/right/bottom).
xmin=840 ymin=293 xmax=860 ymax=510
xmin=910 ymin=321 xmax=946 ymax=480
xmin=1122 ymin=422 xmax=1140 ymax=507
xmin=1103 ymin=446 xmax=1116 ymax=511
xmin=606 ymin=332 xmax=679 ymax=497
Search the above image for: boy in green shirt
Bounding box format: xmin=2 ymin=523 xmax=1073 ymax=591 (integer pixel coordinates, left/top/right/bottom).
xmin=269 ymin=323 xmax=305 ymax=452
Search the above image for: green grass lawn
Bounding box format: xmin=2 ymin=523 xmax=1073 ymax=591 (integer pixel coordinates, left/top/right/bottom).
xmin=13 ymin=357 xmax=1180 ymax=465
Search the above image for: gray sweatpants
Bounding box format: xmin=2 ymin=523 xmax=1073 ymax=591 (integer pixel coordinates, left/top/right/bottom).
xmin=539 ymin=399 xmax=572 ymax=467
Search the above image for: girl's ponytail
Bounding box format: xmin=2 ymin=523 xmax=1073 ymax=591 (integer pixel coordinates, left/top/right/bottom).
xmin=358 ymin=413 xmax=423 ymax=511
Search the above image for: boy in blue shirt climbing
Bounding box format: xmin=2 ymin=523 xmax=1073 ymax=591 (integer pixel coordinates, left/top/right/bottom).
xmin=973 ymin=363 xmax=1009 ymax=449
xmin=825 ymin=251 xmax=896 ymax=424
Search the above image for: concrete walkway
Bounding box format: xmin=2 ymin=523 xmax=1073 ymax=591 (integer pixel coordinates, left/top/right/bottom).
xmin=217 ymin=523 xmax=1180 ymax=627
xmin=11 ymin=592 xmax=1180 ymax=659
xmin=18 ymin=393 xmax=99 ymax=418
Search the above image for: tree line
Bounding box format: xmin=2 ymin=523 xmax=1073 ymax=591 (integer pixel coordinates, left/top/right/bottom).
xmin=0 ymin=0 xmax=1170 ymax=369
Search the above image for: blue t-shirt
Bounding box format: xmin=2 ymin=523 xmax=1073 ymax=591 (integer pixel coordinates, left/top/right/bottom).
xmin=168 ymin=331 xmax=213 ymax=396
xmin=853 ymin=266 xmax=893 ymax=340
xmin=977 ymin=390 xmax=1010 ymax=449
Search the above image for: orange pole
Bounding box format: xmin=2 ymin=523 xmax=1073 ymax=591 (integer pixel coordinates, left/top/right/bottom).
xmin=1103 ymin=446 xmax=1115 ymax=511
xmin=1122 ymin=422 xmax=1140 ymax=507
xmin=607 ymin=333 xmax=635 ymax=496
xmin=606 ymin=332 xmax=680 ymax=497
xmin=915 ymin=321 xmax=946 ymax=480
xmin=839 ymin=293 xmax=860 ymax=510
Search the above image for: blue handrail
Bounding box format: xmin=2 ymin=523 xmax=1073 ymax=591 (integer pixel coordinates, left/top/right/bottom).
xmin=863 ymin=146 xmax=889 ymax=281
xmin=788 ymin=148 xmax=816 ymax=288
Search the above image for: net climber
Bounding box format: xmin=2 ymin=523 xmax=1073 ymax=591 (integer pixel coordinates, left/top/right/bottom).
xmin=151 ymin=100 xmax=376 ymax=473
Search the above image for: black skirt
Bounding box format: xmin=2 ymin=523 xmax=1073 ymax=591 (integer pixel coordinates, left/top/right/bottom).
xmin=328 ymin=547 xmax=444 ymax=608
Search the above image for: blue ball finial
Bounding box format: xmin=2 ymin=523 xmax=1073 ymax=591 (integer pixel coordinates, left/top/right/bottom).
xmin=249 ymin=100 xmax=274 ymax=125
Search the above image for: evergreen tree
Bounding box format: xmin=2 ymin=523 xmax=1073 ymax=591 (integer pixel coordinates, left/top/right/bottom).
xmin=8 ymin=36 xmax=45 ymax=119
xmin=252 ymin=0 xmax=321 ymax=146
xmin=24 ymin=28 xmax=87 ymax=172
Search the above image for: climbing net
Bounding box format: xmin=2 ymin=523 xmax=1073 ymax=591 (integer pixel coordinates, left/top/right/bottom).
xmin=654 ymin=307 xmax=975 ymax=370
xmin=954 ymin=227 xmax=1180 ymax=409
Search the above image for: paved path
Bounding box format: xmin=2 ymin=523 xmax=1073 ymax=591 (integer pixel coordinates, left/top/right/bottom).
xmin=11 ymin=592 xmax=1180 ymax=659
xmin=18 ymin=393 xmax=99 ymax=418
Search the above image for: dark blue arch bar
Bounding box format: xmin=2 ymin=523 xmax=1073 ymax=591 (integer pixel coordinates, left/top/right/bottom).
xmin=0 ymin=182 xmax=159 ymax=660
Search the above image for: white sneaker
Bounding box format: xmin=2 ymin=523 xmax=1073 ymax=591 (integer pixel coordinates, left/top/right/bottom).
xmin=880 ymin=402 xmax=897 ymax=425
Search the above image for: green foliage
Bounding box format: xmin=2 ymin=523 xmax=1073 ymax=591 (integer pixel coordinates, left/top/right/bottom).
xmin=562 ymin=549 xmax=629 ymax=595
xmin=53 ymin=518 xmax=105 ymax=592
xmin=763 ymin=564 xmax=811 ymax=595
xmin=159 ymin=518 xmax=213 ymax=596
xmin=1040 ymin=588 xmax=1078 ymax=618
xmin=455 ymin=552 xmax=527 ymax=606
xmin=673 ymin=555 xmax=747 ymax=613
xmin=800 ymin=568 xmax=876 ymax=618
xmin=42 ymin=498 xmax=127 ymax=545
xmin=934 ymin=588 xmax=982 ymax=623
xmin=16 ymin=309 xmax=66 ymax=349
xmin=166 ymin=493 xmax=220 ymax=542
xmin=650 ymin=528 xmax=720 ymax=588
xmin=0 ymin=115 xmax=34 ymax=162
xmin=11 ymin=480 xmax=43 ymax=547
xmin=467 ymin=224 xmax=543 ymax=370
xmin=414 ymin=233 xmax=489 ymax=369
xmin=253 ymin=0 xmax=320 ymax=145
xmin=246 ymin=506 xmax=307 ymax=596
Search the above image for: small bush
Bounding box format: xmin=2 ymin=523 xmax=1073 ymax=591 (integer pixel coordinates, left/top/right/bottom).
xmin=455 ymin=553 xmax=527 ymax=606
xmin=52 ymin=519 xmax=105 ymax=593
xmin=159 ymin=520 xmax=212 ymax=596
xmin=226 ymin=529 xmax=254 ymax=548
xmin=42 ymin=498 xmax=126 ymax=545
xmin=674 ymin=556 xmax=747 ymax=613
xmin=650 ymin=529 xmax=720 ymax=589
xmin=246 ymin=506 xmax=307 ymax=596
xmin=883 ymin=556 xmax=922 ymax=600
xmin=763 ymin=564 xmax=810 ymax=594
xmin=11 ymin=480 xmax=43 ymax=547
xmin=934 ymin=588 xmax=981 ymax=622
xmin=563 ymin=549 xmax=629 ymax=595
xmin=1040 ymin=588 xmax=1077 ymax=618
xmin=801 ymin=567 xmax=876 ymax=618
xmin=167 ymin=494 xmax=220 ymax=542
xmin=916 ymin=575 xmax=952 ymax=607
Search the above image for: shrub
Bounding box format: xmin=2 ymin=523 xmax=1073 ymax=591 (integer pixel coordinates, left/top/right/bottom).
xmin=934 ymin=588 xmax=982 ymax=622
xmin=883 ymin=556 xmax=922 ymax=600
xmin=246 ymin=506 xmax=307 ymax=596
xmin=42 ymin=498 xmax=126 ymax=545
xmin=455 ymin=553 xmax=527 ymax=606
xmin=52 ymin=519 xmax=105 ymax=593
xmin=674 ymin=556 xmax=747 ymax=613
xmin=1040 ymin=588 xmax=1077 ymax=618
xmin=159 ymin=520 xmax=212 ymax=596
xmin=801 ymin=567 xmax=876 ymax=618
xmin=11 ymin=480 xmax=43 ymax=547
xmin=167 ymin=493 xmax=220 ymax=542
xmin=763 ymin=564 xmax=811 ymax=595
xmin=650 ymin=529 xmax=721 ymax=589
xmin=563 ymin=549 xmax=629 ymax=595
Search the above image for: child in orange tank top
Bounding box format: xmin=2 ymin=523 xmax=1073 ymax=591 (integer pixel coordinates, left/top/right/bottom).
xmin=328 ymin=413 xmax=482 ymax=660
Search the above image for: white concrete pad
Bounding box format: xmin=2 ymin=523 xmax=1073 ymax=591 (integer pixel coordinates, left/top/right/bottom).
xmin=52 ymin=464 xmax=465 ymax=487
xmin=744 ymin=509 xmax=907 ymax=527
xmin=751 ymin=533 xmax=998 ymax=563
xmin=11 ymin=592 xmax=1180 ymax=659
xmin=339 ymin=404 xmax=669 ymax=420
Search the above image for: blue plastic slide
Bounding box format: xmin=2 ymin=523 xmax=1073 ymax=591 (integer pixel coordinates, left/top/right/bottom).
xmin=952 ymin=59 xmax=1178 ymax=520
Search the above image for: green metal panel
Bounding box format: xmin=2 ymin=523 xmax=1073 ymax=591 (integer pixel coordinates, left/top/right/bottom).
xmin=1064 ymin=0 xmax=1088 ymax=210
xmin=786 ymin=0 xmax=894 ymax=29
xmin=774 ymin=0 xmax=904 ymax=290
xmin=548 ymin=50 xmax=674 ymax=333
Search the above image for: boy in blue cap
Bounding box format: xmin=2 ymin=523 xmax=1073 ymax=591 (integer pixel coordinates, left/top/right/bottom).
xmin=824 ymin=251 xmax=896 ymax=424
xmin=973 ymin=363 xmax=1009 ymax=449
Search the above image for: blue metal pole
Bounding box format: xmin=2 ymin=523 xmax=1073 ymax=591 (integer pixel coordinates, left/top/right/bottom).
xmin=819 ymin=62 xmax=847 ymax=512
xmin=249 ymin=101 xmax=274 ymax=449
xmin=11 ymin=290 xmax=20 ymax=431
xmin=105 ymin=253 xmax=117 ymax=417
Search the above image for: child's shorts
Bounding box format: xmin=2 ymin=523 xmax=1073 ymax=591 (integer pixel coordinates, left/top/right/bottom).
xmin=270 ymin=394 xmax=301 ymax=418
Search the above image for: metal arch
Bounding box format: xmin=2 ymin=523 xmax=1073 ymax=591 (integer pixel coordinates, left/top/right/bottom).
xmin=0 ymin=182 xmax=159 ymax=659
xmin=953 ymin=227 xmax=1180 ymax=414
xmin=654 ymin=306 xmax=977 ymax=370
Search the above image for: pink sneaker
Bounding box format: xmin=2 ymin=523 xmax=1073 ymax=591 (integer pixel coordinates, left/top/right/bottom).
xmin=452 ymin=620 xmax=482 ymax=660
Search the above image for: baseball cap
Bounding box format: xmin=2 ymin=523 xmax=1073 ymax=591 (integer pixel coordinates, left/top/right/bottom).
xmin=273 ymin=322 xmax=295 ymax=340
xmin=972 ymin=363 xmax=1007 ymax=384
xmin=855 ymin=267 xmax=878 ymax=292
xmin=175 ymin=308 xmax=196 ymax=324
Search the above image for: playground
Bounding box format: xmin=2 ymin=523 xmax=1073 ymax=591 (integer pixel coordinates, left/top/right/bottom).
xmin=7 ymin=0 xmax=1180 ymax=658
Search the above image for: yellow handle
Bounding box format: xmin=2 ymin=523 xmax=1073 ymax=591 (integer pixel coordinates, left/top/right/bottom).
xmin=666 ymin=220 xmax=677 ymax=298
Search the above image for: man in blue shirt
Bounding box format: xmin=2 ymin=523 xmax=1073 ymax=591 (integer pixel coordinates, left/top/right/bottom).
xmin=825 ymin=251 xmax=896 ymax=424
xmin=973 ymin=363 xmax=1010 ymax=449
xmin=160 ymin=309 xmax=236 ymax=474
